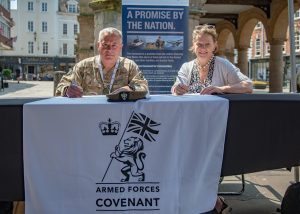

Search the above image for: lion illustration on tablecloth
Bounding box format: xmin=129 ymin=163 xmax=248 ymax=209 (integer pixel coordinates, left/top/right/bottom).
xmin=110 ymin=136 xmax=146 ymax=182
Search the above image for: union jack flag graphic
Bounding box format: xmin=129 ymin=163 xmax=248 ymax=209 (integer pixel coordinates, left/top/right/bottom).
xmin=126 ymin=112 xmax=160 ymax=142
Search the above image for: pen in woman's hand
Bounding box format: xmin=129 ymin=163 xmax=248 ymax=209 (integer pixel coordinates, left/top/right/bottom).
xmin=177 ymin=76 xmax=185 ymax=85
xmin=175 ymin=76 xmax=188 ymax=95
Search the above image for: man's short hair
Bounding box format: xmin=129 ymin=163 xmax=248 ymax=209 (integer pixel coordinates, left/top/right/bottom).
xmin=98 ymin=27 xmax=122 ymax=42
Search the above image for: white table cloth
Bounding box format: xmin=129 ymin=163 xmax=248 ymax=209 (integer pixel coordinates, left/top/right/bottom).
xmin=23 ymin=95 xmax=228 ymax=214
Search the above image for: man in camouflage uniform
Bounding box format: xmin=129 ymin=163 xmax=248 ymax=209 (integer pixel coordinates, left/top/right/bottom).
xmin=55 ymin=27 xmax=148 ymax=98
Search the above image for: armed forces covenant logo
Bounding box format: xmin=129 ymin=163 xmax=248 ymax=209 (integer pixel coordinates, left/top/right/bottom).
xmin=99 ymin=118 xmax=120 ymax=135
xmin=96 ymin=112 xmax=161 ymax=212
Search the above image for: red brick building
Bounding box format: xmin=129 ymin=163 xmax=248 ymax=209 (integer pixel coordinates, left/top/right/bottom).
xmin=249 ymin=11 xmax=300 ymax=83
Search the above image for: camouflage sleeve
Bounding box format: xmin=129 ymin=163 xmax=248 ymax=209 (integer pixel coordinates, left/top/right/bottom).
xmin=128 ymin=60 xmax=148 ymax=92
xmin=55 ymin=63 xmax=83 ymax=96
xmin=55 ymin=71 xmax=72 ymax=96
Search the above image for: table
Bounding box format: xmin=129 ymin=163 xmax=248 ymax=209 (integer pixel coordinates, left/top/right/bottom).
xmin=0 ymin=98 xmax=44 ymax=201
xmin=23 ymin=95 xmax=229 ymax=213
xmin=1 ymin=94 xmax=300 ymax=202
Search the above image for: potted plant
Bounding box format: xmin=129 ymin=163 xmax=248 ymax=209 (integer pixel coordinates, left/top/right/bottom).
xmin=2 ymin=68 xmax=12 ymax=88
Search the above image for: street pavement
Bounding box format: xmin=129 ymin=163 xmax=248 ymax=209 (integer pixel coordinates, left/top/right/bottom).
xmin=0 ymin=80 xmax=54 ymax=97
xmin=0 ymin=80 xmax=297 ymax=214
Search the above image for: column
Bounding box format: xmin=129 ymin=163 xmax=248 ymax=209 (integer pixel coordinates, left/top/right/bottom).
xmin=217 ymin=49 xmax=235 ymax=64
xmin=217 ymin=49 xmax=225 ymax=58
xmin=226 ymin=50 xmax=235 ymax=64
xmin=269 ymin=39 xmax=284 ymax=93
xmin=237 ymin=46 xmax=249 ymax=76
xmin=89 ymin=0 xmax=122 ymax=45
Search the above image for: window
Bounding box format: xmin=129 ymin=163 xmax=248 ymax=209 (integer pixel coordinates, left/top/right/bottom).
xmin=296 ymin=32 xmax=300 ymax=51
xmin=42 ymin=22 xmax=47 ymax=32
xmin=28 ymin=41 xmax=34 ymax=54
xmin=43 ymin=42 xmax=48 ymax=54
xmin=255 ymin=35 xmax=261 ymax=56
xmin=63 ymin=24 xmax=67 ymax=35
xmin=0 ymin=0 xmax=10 ymax=10
xmin=74 ymin=24 xmax=78 ymax=35
xmin=255 ymin=22 xmax=261 ymax=29
xmin=68 ymin=4 xmax=76 ymax=13
xmin=28 ymin=21 xmax=34 ymax=32
xmin=74 ymin=44 xmax=77 ymax=55
xmin=266 ymin=43 xmax=270 ymax=55
xmin=42 ymin=2 xmax=47 ymax=12
xmin=0 ymin=21 xmax=10 ymax=38
xmin=28 ymin=1 xmax=33 ymax=11
xmin=295 ymin=9 xmax=300 ymax=19
xmin=63 ymin=43 xmax=68 ymax=55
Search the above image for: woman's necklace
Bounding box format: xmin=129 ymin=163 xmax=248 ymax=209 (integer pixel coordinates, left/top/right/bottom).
xmin=197 ymin=55 xmax=214 ymax=71
xmin=197 ymin=56 xmax=214 ymax=84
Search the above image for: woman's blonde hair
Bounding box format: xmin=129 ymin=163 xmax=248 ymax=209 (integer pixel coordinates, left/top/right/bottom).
xmin=189 ymin=24 xmax=218 ymax=52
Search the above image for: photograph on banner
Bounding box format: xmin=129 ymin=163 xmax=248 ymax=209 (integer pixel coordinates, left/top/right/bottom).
xmin=122 ymin=0 xmax=189 ymax=94
xmin=128 ymin=35 xmax=183 ymax=51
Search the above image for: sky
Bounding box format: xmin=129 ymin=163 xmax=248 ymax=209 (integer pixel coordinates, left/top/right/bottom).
xmin=10 ymin=0 xmax=17 ymax=10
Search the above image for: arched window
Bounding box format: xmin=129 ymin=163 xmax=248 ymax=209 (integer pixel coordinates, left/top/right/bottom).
xmin=255 ymin=35 xmax=261 ymax=56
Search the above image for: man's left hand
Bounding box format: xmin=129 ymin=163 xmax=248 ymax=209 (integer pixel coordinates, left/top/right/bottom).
xmin=110 ymin=86 xmax=132 ymax=94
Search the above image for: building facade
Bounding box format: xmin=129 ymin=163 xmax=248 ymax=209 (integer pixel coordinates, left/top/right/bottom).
xmin=0 ymin=0 xmax=14 ymax=50
xmin=249 ymin=10 xmax=300 ymax=86
xmin=0 ymin=0 xmax=79 ymax=80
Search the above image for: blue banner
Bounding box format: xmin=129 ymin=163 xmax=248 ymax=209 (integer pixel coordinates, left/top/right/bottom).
xmin=122 ymin=1 xmax=188 ymax=94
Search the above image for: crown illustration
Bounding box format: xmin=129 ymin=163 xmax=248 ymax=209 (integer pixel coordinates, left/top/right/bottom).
xmin=99 ymin=118 xmax=120 ymax=135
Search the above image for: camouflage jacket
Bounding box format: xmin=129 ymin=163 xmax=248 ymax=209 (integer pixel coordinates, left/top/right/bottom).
xmin=55 ymin=56 xmax=148 ymax=96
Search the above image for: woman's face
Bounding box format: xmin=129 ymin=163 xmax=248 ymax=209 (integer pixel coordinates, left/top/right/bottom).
xmin=193 ymin=33 xmax=217 ymax=63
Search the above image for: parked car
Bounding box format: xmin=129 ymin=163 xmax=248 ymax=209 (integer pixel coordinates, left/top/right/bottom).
xmin=252 ymin=80 xmax=268 ymax=89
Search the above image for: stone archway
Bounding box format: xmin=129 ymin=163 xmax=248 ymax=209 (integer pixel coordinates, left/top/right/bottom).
xmin=266 ymin=0 xmax=300 ymax=92
xmin=236 ymin=7 xmax=269 ymax=76
xmin=216 ymin=21 xmax=236 ymax=63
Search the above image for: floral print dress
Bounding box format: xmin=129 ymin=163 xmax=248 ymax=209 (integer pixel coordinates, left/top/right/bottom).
xmin=188 ymin=56 xmax=215 ymax=93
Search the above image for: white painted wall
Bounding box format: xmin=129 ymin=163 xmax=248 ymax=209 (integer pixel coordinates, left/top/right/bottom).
xmin=3 ymin=0 xmax=79 ymax=58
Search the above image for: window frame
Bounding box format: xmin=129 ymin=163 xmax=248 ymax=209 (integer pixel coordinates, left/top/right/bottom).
xmin=28 ymin=1 xmax=34 ymax=11
xmin=28 ymin=21 xmax=34 ymax=32
xmin=43 ymin=41 xmax=48 ymax=54
xmin=28 ymin=41 xmax=34 ymax=54
xmin=63 ymin=43 xmax=68 ymax=55
xmin=41 ymin=2 xmax=48 ymax=12
xmin=42 ymin=21 xmax=47 ymax=33
xmin=255 ymin=35 xmax=261 ymax=56
xmin=63 ymin=24 xmax=67 ymax=35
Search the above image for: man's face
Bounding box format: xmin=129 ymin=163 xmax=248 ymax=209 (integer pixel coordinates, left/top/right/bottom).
xmin=98 ymin=33 xmax=123 ymax=66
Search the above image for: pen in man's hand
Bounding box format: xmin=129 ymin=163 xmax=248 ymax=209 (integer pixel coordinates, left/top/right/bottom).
xmin=71 ymin=80 xmax=78 ymax=86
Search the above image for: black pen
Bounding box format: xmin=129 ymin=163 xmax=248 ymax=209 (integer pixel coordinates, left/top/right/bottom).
xmin=177 ymin=76 xmax=185 ymax=85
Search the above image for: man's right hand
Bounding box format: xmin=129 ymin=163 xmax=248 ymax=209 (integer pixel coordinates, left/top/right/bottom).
xmin=65 ymin=84 xmax=83 ymax=98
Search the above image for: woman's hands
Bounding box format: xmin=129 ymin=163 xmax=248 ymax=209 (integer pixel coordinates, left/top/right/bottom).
xmin=173 ymin=84 xmax=189 ymax=95
xmin=200 ymin=85 xmax=224 ymax=95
